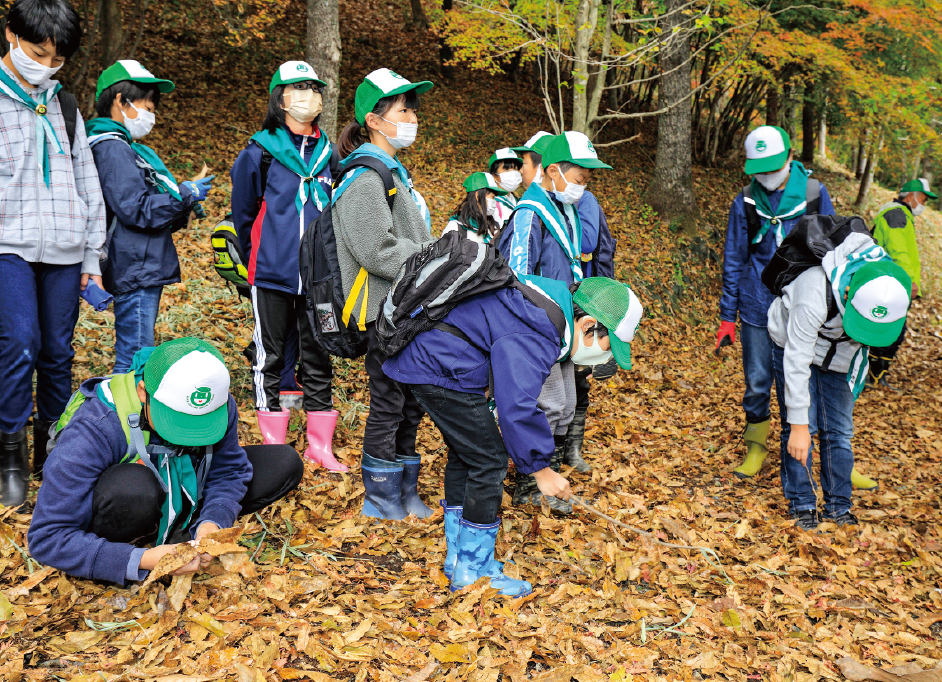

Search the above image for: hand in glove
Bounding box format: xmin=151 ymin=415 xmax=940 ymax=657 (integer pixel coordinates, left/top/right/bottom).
xmin=715 ymin=320 xmax=736 ymax=355
xmin=181 ymin=175 xmax=215 ymax=202
xmin=591 ymin=356 xmax=618 ymax=382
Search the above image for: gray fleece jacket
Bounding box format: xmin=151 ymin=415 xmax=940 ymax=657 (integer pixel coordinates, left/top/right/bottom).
xmin=767 ymin=232 xmax=875 ymax=425
xmin=331 ymin=169 xmax=433 ymax=325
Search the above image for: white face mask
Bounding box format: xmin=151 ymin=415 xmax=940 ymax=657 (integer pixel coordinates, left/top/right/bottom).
xmin=910 ymin=201 xmax=925 ymax=217
xmin=486 ymin=197 xmax=499 ymax=218
xmin=9 ymin=38 xmax=62 ymax=86
xmin=284 ymin=89 xmax=322 ymax=124
xmin=380 ymin=116 xmax=418 ymax=150
xmin=533 ymin=164 xmax=544 ymax=185
xmin=122 ymin=100 xmax=156 ymax=140
xmin=754 ymin=163 xmax=791 ymax=192
xmin=499 ymin=170 xmax=522 ymax=193
xmin=571 ymin=328 xmax=613 ymax=367
xmin=552 ymin=168 xmax=586 ymax=205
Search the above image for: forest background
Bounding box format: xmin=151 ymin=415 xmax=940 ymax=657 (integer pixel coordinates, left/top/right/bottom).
xmin=0 ymin=0 xmax=940 ymax=680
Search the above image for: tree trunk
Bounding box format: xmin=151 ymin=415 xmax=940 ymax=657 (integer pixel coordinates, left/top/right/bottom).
xmin=817 ymin=111 xmax=826 ymax=158
xmin=306 ymin=0 xmax=341 ymax=139
xmin=910 ymin=150 xmax=921 ymax=181
xmin=408 ymin=0 xmax=428 ymax=29
xmin=801 ymin=84 xmax=815 ymax=162
xmin=571 ymin=0 xmax=601 ymax=134
xmin=855 ymin=130 xmax=869 ymax=179
xmin=854 ymin=131 xmax=883 ymax=211
xmin=766 ymin=86 xmax=779 ymax=127
xmin=99 ymin=0 xmax=125 ymax=67
xmin=645 ymin=0 xmax=699 ymax=230
xmin=440 ymin=0 xmax=454 ymax=79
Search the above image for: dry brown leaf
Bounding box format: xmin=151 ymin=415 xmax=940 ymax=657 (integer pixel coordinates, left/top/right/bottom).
xmin=166 ymin=572 xmax=193 ymax=611
xmin=6 ymin=566 xmax=56 ymax=598
xmin=404 ymin=662 xmax=439 ymax=682
xmin=142 ymin=544 xmax=199 ymax=587
xmin=153 ymin=676 xmax=215 ymax=682
xmin=837 ymin=657 xmax=942 ymax=682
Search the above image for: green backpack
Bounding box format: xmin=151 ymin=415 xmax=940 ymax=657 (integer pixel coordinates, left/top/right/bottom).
xmin=54 ymin=372 xmax=214 ymax=544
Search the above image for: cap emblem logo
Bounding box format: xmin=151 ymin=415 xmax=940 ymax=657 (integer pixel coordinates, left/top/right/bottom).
xmin=756 ymin=140 xmax=767 ymax=152
xmin=188 ymin=387 xmax=214 ymax=409
xmin=870 ymin=305 xmax=888 ymax=319
xmin=586 ymin=140 xmax=596 ymax=154
xmin=388 ymin=70 xmax=405 ymax=80
xmin=297 ymin=64 xmax=309 ymax=72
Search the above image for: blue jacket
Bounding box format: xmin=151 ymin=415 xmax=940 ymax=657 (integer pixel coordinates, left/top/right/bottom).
xmin=498 ymin=186 xmax=581 ymax=287
xmin=383 ymin=287 xmax=560 ymax=474
xmin=720 ymin=184 xmax=834 ymax=327
xmin=27 ymin=379 xmax=252 ymax=585
xmin=577 ymin=190 xmax=615 ymax=279
xmin=90 ymin=138 xmax=197 ymax=296
xmin=229 ymin=127 xmax=339 ymax=295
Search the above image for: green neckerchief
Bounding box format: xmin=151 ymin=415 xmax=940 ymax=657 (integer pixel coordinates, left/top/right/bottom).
xmin=749 ymin=160 xmax=810 ymax=246
xmin=448 ymin=214 xmax=490 ymax=243
xmin=333 ymin=143 xmax=432 ymax=232
xmin=516 ymin=182 xmax=583 ymax=283
xmin=516 ymin=273 xmax=575 ymax=361
xmin=250 ymin=126 xmax=331 ymax=215
xmin=85 ymin=117 xmax=182 ymax=200
xmin=0 ymin=67 xmax=63 ymax=187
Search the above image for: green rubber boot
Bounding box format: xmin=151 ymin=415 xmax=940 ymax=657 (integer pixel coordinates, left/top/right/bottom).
xmin=733 ymin=419 xmax=770 ymax=479
xmin=851 ymin=467 xmax=878 ymax=491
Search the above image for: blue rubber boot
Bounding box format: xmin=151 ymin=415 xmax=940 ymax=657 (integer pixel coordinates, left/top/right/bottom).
xmin=451 ymin=518 xmax=532 ymax=597
xmin=397 ymin=455 xmax=434 ymax=518
xmin=360 ymin=454 xmax=407 ymax=520
xmin=441 ymin=500 xmax=462 ymax=579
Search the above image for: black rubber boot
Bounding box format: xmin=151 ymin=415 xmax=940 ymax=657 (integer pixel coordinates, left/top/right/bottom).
xmin=0 ymin=427 xmax=30 ymax=507
xmin=562 ymin=407 xmax=591 ymax=472
xmin=32 ymin=418 xmax=56 ymax=480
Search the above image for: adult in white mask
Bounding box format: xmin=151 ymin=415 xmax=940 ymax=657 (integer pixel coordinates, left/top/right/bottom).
xmin=867 ymin=177 xmax=936 ymax=389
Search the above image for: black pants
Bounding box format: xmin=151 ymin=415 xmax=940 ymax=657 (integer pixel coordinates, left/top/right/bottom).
xmin=870 ymin=322 xmax=907 ymax=360
xmin=575 ymin=366 xmax=591 ymax=411
xmin=89 ymin=444 xmax=304 ymax=544
xmin=411 ymin=384 xmax=507 ymax=525
xmin=363 ymin=322 xmax=424 ymax=462
xmin=249 ymin=286 xmax=332 ymax=412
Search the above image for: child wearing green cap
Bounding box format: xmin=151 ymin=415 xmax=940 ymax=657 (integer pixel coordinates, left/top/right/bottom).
xmin=867 ymin=177 xmax=935 ymax=388
xmin=487 ymin=148 xmax=523 ymax=226
xmin=442 ymin=172 xmax=508 ymax=244
xmin=27 ymin=337 xmax=304 ymax=584
xmin=766 ymin=230 xmax=911 ymax=530
xmin=383 ymin=276 xmax=642 ymax=596
xmin=86 ymin=60 xmax=210 ymax=376
xmin=331 ymin=68 xmax=437 ymax=520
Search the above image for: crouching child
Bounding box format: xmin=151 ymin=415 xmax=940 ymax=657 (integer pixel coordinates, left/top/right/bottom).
xmin=27 ymin=337 xmax=304 ymax=584
xmin=383 ymin=274 xmax=642 ymax=596
xmin=766 ymin=228 xmax=911 ymax=530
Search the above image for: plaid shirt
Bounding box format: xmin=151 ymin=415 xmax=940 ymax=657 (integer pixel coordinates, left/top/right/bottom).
xmin=0 ymin=61 xmax=105 ymax=273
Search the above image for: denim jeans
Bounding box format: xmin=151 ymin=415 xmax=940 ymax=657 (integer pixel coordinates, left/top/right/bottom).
xmin=741 ymin=322 xmax=774 ymax=423
xmin=411 ymin=384 xmax=508 ymax=525
xmin=772 ymin=344 xmax=855 ymax=518
xmin=0 ymin=255 xmax=82 ymax=431
xmin=113 ymin=286 xmax=163 ymax=373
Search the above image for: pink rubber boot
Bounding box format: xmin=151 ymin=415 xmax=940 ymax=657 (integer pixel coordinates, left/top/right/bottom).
xmin=257 ymin=409 xmax=290 ymax=445
xmin=303 ymin=410 xmax=348 ymax=471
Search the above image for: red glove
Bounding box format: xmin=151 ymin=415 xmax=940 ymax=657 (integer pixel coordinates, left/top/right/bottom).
xmin=715 ymin=320 xmax=736 ymax=354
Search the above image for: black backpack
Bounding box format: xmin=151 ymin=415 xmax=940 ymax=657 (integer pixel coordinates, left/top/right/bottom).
xmin=743 ymin=178 xmax=821 ymax=253
xmin=58 ymin=91 xmax=78 ymax=150
xmin=762 ymin=214 xmax=871 ymax=322
xmin=299 ymin=156 xmax=399 ymax=358
xmin=375 ymin=230 xmax=566 ymax=357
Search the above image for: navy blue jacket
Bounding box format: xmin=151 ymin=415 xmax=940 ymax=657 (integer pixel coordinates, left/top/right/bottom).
xmin=229 ymin=127 xmax=339 ymax=295
xmin=720 ymin=184 xmax=835 ymax=327
xmin=498 ymin=186 xmax=581 ymax=287
xmin=577 ymin=190 xmax=615 ymax=278
xmin=383 ymin=287 xmax=559 ymax=474
xmin=90 ymin=138 xmax=197 ymax=296
xmin=27 ymin=379 xmax=252 ymax=585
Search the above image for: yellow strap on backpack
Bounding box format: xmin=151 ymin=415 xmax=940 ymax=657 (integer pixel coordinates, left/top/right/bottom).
xmin=341 ymin=267 xmax=369 ymax=331
xmin=109 ymin=372 xmax=144 ymax=449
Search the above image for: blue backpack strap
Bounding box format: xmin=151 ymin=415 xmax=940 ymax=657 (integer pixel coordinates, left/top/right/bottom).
xmin=125 ymin=413 xmax=169 ymax=492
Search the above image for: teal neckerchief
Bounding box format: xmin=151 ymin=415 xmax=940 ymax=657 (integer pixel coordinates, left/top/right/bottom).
xmin=497 ymin=194 xmax=517 ymax=211
xmin=448 ymin=215 xmax=490 ymax=243
xmin=0 ymin=67 xmax=63 ymax=187
xmin=516 ymin=182 xmax=583 ymax=283
xmin=250 ymin=126 xmax=332 ymax=215
xmin=749 ymin=161 xmax=810 ymax=246
xmin=85 ymin=117 xmax=182 ymax=200
xmin=333 ymin=143 xmax=431 ymax=232
xmin=516 ymin=273 xmax=575 ymax=362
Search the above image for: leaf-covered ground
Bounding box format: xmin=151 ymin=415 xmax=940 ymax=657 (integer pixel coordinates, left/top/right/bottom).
xmin=1 ymin=0 xmax=941 ymax=679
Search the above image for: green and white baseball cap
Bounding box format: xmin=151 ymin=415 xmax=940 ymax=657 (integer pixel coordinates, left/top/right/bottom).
xmin=512 ymin=131 xmax=554 ymax=155
xmin=354 ymin=68 xmax=433 ymax=125
xmin=96 ymin=60 xmax=175 ymax=101
xmin=142 ymin=338 xmax=231 ymax=446
xmin=463 ymin=172 xmax=508 ymax=195
xmin=900 ymin=178 xmax=937 ymax=199
xmin=842 ymin=261 xmax=911 ymax=347
xmin=572 ymin=277 xmax=643 ymax=370
xmin=269 ymin=61 xmax=327 ymax=93
xmin=744 ymin=125 xmax=791 ymax=175
xmin=488 ymin=148 xmax=520 ymax=170
xmin=542 ymin=131 xmax=612 ymax=170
